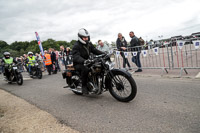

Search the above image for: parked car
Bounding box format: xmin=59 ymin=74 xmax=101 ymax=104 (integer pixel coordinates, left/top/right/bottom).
xmin=170 ymin=35 xmax=184 ymax=46
xmin=183 ymin=35 xmax=193 ymax=45
xmin=191 ymin=32 xmax=200 ymax=40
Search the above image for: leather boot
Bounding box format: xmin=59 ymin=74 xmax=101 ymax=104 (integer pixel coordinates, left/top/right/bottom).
xmin=82 ymin=86 xmax=89 ymax=95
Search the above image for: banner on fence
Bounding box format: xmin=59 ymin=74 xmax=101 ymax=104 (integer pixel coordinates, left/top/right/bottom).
xmin=142 ymin=50 xmax=147 ymax=57
xmin=124 ymin=52 xmax=128 ymax=58
xmin=109 ymin=50 xmax=113 ymax=54
xmin=116 ymin=51 xmax=120 ymax=57
xmin=132 ymin=52 xmax=137 ymax=56
xmin=153 ymin=47 xmax=159 ymax=55
xmin=177 ymin=41 xmax=185 ymax=50
xmin=192 ymin=40 xmax=200 ymax=49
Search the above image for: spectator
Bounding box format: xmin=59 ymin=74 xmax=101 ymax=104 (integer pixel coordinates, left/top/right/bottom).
xmin=139 ymin=37 xmax=145 ymax=46
xmin=44 ymin=50 xmax=52 ymax=75
xmin=97 ymin=40 xmax=109 ymax=52
xmin=35 ymin=53 xmax=42 ymax=61
xmin=23 ymin=54 xmax=28 ymax=72
xmin=39 ymin=52 xmax=45 ymax=71
xmin=116 ymin=33 xmax=131 ymax=70
xmin=129 ymin=31 xmax=142 ymax=72
xmin=55 ymin=50 xmax=61 ymax=72
xmin=60 ymin=45 xmax=66 ymax=66
xmin=49 ymin=48 xmax=57 ymax=74
xmin=65 ymin=47 xmax=73 ymax=66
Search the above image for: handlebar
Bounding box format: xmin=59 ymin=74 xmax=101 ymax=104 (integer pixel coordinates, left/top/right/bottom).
xmin=84 ymin=54 xmax=109 ymax=67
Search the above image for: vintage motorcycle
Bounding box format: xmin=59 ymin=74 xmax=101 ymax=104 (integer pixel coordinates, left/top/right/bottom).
xmin=62 ymin=53 xmax=137 ymax=102
xmin=29 ymin=60 xmax=42 ymax=79
xmin=2 ymin=63 xmax=23 ymax=85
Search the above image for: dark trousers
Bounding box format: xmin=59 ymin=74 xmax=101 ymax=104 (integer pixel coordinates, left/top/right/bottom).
xmin=56 ymin=60 xmax=60 ymax=71
xmin=24 ymin=64 xmax=28 ymax=72
xmin=132 ymin=52 xmax=142 ymax=69
xmin=4 ymin=68 xmax=10 ymax=79
xmin=74 ymin=64 xmax=89 ymax=87
xmin=121 ymin=52 xmax=130 ymax=68
xmin=46 ymin=65 xmax=52 ymax=75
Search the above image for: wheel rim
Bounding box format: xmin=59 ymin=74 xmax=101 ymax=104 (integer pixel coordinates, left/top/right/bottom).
xmin=111 ymin=75 xmax=132 ymax=98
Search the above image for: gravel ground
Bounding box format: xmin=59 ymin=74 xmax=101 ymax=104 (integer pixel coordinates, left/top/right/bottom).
xmin=0 ymin=89 xmax=79 ymax=133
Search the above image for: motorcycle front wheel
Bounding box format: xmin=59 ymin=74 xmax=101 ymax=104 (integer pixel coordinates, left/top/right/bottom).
xmin=37 ymin=69 xmax=42 ymax=79
xmin=108 ymin=71 xmax=137 ymax=102
xmin=16 ymin=73 xmax=23 ymax=85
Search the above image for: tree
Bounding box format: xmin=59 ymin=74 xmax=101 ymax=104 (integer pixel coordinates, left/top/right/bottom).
xmin=56 ymin=41 xmax=68 ymax=49
xmin=0 ymin=40 xmax=9 ymax=48
xmin=42 ymin=39 xmax=59 ymax=50
xmin=68 ymin=40 xmax=76 ymax=48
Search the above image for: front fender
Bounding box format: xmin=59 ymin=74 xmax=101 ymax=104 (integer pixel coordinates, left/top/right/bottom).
xmin=108 ymin=69 xmax=132 ymax=77
xmin=105 ymin=69 xmax=132 ymax=89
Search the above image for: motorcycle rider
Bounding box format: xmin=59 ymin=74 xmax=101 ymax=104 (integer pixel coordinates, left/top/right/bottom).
xmin=26 ymin=52 xmax=36 ymax=75
xmin=1 ymin=52 xmax=18 ymax=80
xmin=72 ymin=28 xmax=105 ymax=94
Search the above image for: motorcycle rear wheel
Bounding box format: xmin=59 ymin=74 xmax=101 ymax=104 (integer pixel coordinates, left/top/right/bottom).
xmin=70 ymin=74 xmax=83 ymax=95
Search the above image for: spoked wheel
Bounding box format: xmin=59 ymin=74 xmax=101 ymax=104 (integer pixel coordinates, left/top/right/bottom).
xmin=109 ymin=71 xmax=137 ymax=102
xmin=37 ymin=69 xmax=42 ymax=79
xmin=16 ymin=73 xmax=23 ymax=85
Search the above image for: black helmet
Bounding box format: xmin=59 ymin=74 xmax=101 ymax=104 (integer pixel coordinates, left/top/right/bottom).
xmin=4 ymin=52 xmax=10 ymax=59
xmin=78 ymin=28 xmax=90 ymax=44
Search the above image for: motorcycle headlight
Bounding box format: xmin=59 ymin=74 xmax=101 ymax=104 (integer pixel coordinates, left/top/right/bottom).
xmin=110 ymin=54 xmax=115 ymax=62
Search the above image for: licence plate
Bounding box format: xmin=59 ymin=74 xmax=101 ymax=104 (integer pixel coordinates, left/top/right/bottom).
xmin=13 ymin=67 xmax=18 ymax=69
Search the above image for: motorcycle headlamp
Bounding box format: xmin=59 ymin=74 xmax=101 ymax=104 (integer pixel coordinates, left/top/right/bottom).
xmin=110 ymin=54 xmax=115 ymax=62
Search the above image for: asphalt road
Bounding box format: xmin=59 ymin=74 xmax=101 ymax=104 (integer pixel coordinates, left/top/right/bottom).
xmin=0 ymin=72 xmax=200 ymax=133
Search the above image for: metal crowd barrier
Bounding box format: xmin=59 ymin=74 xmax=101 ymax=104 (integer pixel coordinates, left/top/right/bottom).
xmin=112 ymin=39 xmax=200 ymax=76
xmin=113 ymin=45 xmax=170 ymax=75
xmin=170 ymin=39 xmax=200 ymax=76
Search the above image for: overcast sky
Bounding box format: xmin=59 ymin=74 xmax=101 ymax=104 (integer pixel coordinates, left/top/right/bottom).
xmin=0 ymin=0 xmax=200 ymax=44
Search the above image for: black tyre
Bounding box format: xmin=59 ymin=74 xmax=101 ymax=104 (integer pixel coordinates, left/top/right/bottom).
xmin=108 ymin=71 xmax=137 ymax=102
xmin=37 ymin=69 xmax=42 ymax=79
xmin=16 ymin=73 xmax=23 ymax=85
xmin=70 ymin=74 xmax=83 ymax=95
xmin=72 ymin=90 xmax=83 ymax=95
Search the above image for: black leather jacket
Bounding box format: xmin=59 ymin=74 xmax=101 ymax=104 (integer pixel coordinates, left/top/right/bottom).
xmin=130 ymin=36 xmax=141 ymax=51
xmin=116 ymin=37 xmax=128 ymax=51
xmin=72 ymin=41 xmax=104 ymax=66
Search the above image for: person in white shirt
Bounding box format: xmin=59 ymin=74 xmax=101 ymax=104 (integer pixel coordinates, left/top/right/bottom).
xmin=97 ymin=40 xmax=109 ymax=53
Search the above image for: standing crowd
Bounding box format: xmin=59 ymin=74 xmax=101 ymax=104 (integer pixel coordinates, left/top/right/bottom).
xmin=1 ymin=29 xmax=144 ymax=81
xmin=0 ymin=47 xmax=73 ymax=78
xmin=0 ymin=28 xmax=144 ymax=95
xmin=116 ymin=31 xmax=143 ymax=72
